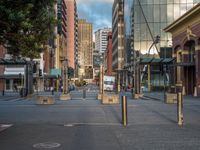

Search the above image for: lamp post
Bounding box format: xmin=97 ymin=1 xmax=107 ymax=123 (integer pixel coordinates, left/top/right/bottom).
xmin=63 ymin=59 xmax=68 ymax=94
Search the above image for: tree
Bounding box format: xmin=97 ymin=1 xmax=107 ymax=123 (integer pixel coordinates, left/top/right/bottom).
xmin=0 ymin=0 xmax=56 ymax=59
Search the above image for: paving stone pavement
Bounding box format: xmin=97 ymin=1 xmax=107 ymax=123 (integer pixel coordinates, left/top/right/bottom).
xmin=0 ymin=90 xmax=200 ymax=150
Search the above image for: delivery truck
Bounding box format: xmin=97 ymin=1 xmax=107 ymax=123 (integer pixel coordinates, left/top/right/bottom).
xmin=103 ymin=75 xmax=115 ymax=91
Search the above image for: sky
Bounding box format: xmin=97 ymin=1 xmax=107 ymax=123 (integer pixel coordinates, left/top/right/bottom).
xmin=76 ymin=0 xmax=114 ymax=32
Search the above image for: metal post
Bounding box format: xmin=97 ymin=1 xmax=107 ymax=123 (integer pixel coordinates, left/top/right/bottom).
xmin=148 ymin=64 xmax=151 ymax=92
xmin=121 ymin=96 xmax=128 ymax=126
xmin=176 ymin=81 xmax=183 ymax=127
xmin=177 ymin=92 xmax=183 ymax=127
xmin=66 ymin=60 xmax=68 ymax=94
xmin=118 ymin=73 xmax=120 ymax=93
xmin=83 ymin=88 xmax=86 ymax=99
xmin=56 ymin=79 xmax=59 ymax=93
xmin=163 ymin=65 xmax=166 ymax=100
xmin=99 ymin=64 xmax=103 ymax=95
xmin=102 ymin=65 xmax=104 ymax=97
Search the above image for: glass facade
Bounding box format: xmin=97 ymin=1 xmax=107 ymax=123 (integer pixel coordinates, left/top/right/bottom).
xmin=124 ymin=0 xmax=200 ymax=56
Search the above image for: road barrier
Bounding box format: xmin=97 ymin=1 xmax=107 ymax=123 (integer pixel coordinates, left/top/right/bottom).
xmin=121 ymin=96 xmax=128 ymax=126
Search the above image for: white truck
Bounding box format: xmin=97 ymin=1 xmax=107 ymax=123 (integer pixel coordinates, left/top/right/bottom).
xmin=103 ymin=75 xmax=115 ymax=91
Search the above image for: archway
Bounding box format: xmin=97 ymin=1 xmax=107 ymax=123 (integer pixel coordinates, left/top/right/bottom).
xmin=183 ymin=40 xmax=196 ymax=95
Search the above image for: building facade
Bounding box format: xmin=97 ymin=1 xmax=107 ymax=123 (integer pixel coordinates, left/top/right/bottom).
xmin=0 ymin=46 xmax=5 ymax=92
xmin=77 ymin=19 xmax=93 ymax=78
xmin=127 ymin=0 xmax=200 ymax=56
xmin=95 ymin=27 xmax=112 ymax=55
xmin=112 ymin=0 xmax=125 ymax=71
xmin=56 ymin=0 xmax=67 ymax=67
xmin=105 ymin=32 xmax=113 ymax=76
xmin=164 ymin=3 xmax=200 ymax=96
xmin=124 ymin=0 xmax=200 ymax=88
xmin=66 ymin=0 xmax=78 ymax=71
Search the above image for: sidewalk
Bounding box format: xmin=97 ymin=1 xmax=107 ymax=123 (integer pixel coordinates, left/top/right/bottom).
xmin=144 ymin=91 xmax=200 ymax=102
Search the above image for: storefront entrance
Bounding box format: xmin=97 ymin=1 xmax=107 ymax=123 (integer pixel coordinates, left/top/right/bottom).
xmin=183 ymin=66 xmax=196 ymax=95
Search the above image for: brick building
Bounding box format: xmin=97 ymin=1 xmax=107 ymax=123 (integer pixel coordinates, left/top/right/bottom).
xmin=164 ymin=3 xmax=200 ymax=96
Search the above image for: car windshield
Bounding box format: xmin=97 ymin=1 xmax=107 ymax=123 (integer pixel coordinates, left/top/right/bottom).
xmin=104 ymin=81 xmax=114 ymax=85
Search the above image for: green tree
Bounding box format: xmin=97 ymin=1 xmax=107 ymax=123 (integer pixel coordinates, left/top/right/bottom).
xmin=0 ymin=0 xmax=56 ymax=59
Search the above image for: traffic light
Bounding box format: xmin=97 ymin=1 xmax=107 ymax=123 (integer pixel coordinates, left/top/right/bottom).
xmin=39 ymin=69 xmax=42 ymax=76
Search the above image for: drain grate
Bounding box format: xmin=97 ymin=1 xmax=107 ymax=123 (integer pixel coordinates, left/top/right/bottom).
xmin=33 ymin=142 xmax=61 ymax=149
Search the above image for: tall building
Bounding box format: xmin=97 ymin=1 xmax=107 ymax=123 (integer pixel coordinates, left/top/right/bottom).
xmin=105 ymin=32 xmax=113 ymax=76
xmin=53 ymin=0 xmax=67 ymax=70
xmin=66 ymin=0 xmax=78 ymax=72
xmin=125 ymin=0 xmax=200 ymax=57
xmin=124 ymin=0 xmax=200 ymax=88
xmin=95 ymin=27 xmax=112 ymax=55
xmin=112 ymin=0 xmax=125 ymax=71
xmin=77 ymin=19 xmax=93 ymax=78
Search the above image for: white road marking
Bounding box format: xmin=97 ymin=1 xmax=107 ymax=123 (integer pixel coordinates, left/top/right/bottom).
xmin=0 ymin=124 xmax=13 ymax=132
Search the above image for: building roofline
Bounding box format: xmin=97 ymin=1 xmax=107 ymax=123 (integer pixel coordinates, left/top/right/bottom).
xmin=164 ymin=3 xmax=200 ymax=32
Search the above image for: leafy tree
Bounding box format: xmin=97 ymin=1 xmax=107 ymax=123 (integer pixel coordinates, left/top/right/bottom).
xmin=0 ymin=0 xmax=56 ymax=59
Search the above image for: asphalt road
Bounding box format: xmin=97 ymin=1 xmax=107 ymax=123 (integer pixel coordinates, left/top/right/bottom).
xmin=0 ymin=84 xmax=200 ymax=150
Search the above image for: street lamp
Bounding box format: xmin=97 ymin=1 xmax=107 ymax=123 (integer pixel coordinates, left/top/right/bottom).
xmin=63 ymin=58 xmax=68 ymax=94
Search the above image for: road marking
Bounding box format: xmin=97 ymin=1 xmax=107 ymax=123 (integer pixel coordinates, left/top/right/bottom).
xmin=0 ymin=124 xmax=13 ymax=132
xmin=64 ymin=123 xmax=121 ymax=127
xmin=33 ymin=142 xmax=61 ymax=149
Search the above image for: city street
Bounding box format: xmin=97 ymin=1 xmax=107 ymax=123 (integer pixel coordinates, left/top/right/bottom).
xmin=0 ymin=84 xmax=200 ymax=150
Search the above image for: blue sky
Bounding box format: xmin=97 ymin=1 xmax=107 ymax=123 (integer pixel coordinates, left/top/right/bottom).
xmin=76 ymin=0 xmax=113 ymax=32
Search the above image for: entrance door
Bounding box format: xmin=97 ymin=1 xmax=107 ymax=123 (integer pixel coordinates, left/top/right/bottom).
xmin=184 ymin=66 xmax=195 ymax=95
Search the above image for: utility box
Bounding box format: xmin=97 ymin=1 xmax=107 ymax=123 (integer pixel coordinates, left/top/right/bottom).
xmin=165 ymin=93 xmax=177 ymax=104
xmin=36 ymin=95 xmax=55 ymax=105
xmin=102 ymin=94 xmax=119 ymax=104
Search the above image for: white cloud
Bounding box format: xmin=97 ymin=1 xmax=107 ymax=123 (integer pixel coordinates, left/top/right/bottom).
xmin=77 ymin=0 xmax=113 ymax=32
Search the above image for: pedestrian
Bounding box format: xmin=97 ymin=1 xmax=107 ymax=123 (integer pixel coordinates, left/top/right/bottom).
xmin=14 ymin=83 xmax=18 ymax=92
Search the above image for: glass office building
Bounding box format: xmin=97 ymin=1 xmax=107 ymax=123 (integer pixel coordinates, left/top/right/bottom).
xmin=125 ymin=0 xmax=200 ymax=56
xmin=124 ymin=0 xmax=200 ymax=87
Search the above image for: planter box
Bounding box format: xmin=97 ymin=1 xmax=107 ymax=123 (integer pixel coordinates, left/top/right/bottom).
xmin=60 ymin=94 xmax=71 ymax=100
xmin=165 ymin=93 xmax=177 ymax=104
xmin=36 ymin=95 xmax=55 ymax=105
xmin=102 ymin=94 xmax=119 ymax=104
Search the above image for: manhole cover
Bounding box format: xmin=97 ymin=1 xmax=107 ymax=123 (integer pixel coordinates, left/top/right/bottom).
xmin=33 ymin=142 xmax=61 ymax=149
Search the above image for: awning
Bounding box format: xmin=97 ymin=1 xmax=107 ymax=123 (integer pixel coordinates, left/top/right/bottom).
xmin=140 ymin=57 xmax=175 ymax=65
xmin=0 ymin=74 xmax=58 ymax=79
xmin=0 ymin=74 xmax=24 ymax=79
xmin=0 ymin=58 xmax=27 ymax=65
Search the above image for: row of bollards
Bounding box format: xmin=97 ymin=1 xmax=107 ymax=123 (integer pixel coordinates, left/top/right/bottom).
xmin=120 ymin=94 xmax=183 ymax=127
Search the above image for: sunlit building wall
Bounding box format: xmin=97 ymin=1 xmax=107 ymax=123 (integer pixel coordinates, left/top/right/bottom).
xmin=77 ymin=19 xmax=93 ymax=77
xmin=95 ymin=28 xmax=112 ymax=55
xmin=112 ymin=0 xmax=125 ymax=71
xmin=66 ymin=0 xmax=78 ymax=70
